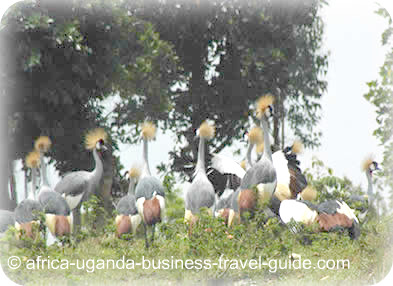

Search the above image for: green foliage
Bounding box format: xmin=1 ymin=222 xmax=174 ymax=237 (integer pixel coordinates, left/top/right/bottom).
xmin=364 ymin=7 xmax=393 ymax=209
xmin=2 ymin=210 xmax=392 ymax=285
xmin=120 ymin=0 xmax=328 ymax=180
xmin=2 ymin=0 xmax=179 ymax=176
xmin=305 ymin=157 xmax=363 ymax=202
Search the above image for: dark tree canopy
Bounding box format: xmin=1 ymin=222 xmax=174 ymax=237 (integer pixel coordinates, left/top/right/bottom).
xmin=118 ymin=0 xmax=328 ymax=180
xmin=1 ymin=0 xmax=179 ymax=173
xmin=1 ymin=0 xmax=328 ymax=210
xmin=1 ymin=0 xmax=180 ymax=209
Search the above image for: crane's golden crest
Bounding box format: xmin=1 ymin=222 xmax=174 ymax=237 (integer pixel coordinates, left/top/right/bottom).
xmin=34 ymin=136 xmax=52 ymax=153
xmin=141 ymin=122 xmax=156 ymax=140
xmin=198 ymin=121 xmax=215 ymax=139
xmin=128 ymin=167 xmax=141 ymax=179
xmin=85 ymin=128 xmax=108 ymax=150
xmin=361 ymin=156 xmax=374 ymax=172
xmin=256 ymin=95 xmax=274 ymax=119
xmin=301 ymin=185 xmax=317 ymax=201
xmin=26 ymin=150 xmax=41 ymax=168
xmin=248 ymin=126 xmax=263 ymax=144
xmin=291 ymin=140 xmax=303 ymax=154
xmin=256 ymin=142 xmax=264 ymax=154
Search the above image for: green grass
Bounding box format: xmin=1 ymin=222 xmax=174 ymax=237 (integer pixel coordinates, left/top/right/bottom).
xmin=1 ymin=210 xmax=392 ymax=286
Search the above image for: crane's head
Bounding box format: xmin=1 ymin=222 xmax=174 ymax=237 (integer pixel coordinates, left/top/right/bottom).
xmin=362 ymin=156 xmax=380 ymax=176
xmin=283 ymin=140 xmax=303 ymax=157
xmin=26 ymin=150 xmax=40 ymax=169
xmin=128 ymin=166 xmax=141 ymax=180
xmin=34 ymin=136 xmax=52 ymax=154
xmin=141 ymin=121 xmax=156 ymax=141
xmin=196 ymin=120 xmax=215 ymax=139
xmin=256 ymin=94 xmax=274 ymax=119
xmin=291 ymin=140 xmax=303 ymax=154
xmin=85 ymin=128 xmax=108 ymax=152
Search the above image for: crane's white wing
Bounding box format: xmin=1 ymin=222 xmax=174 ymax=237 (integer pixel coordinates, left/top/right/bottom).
xmin=211 ymin=154 xmax=246 ymax=179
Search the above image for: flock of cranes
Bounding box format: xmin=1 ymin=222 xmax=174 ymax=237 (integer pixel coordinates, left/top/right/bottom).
xmin=0 ymin=95 xmax=379 ymax=248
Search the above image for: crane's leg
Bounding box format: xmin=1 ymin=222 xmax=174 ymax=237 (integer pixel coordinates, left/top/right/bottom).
xmin=143 ymin=223 xmax=149 ymax=249
xmin=151 ymin=224 xmax=155 ymax=245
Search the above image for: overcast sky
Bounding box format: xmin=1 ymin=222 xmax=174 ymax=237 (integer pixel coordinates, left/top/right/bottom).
xmin=1 ymin=0 xmax=392 ymax=201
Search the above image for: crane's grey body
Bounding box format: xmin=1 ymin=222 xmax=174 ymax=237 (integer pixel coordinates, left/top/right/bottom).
xmin=39 ymin=191 xmax=70 ymax=216
xmin=0 ymin=210 xmax=14 ymax=233
xmin=317 ymin=200 xmax=340 ymax=214
xmin=38 ymin=153 xmax=71 ymax=216
xmin=135 ymin=176 xmax=165 ymax=200
xmin=117 ymin=194 xmax=138 ymax=216
xmin=55 ymin=148 xmax=104 ymax=210
xmin=186 ymin=172 xmax=215 ymax=214
xmin=55 ymin=170 xmax=94 ymax=209
xmin=118 ymin=176 xmax=140 ymax=216
xmin=14 ymin=199 xmax=42 ymax=224
xmin=240 ymin=157 xmax=277 ymax=189
xmin=185 ymin=136 xmax=215 ymax=214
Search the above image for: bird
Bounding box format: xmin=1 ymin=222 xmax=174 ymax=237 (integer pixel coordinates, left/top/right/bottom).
xmin=14 ymin=150 xmax=43 ymax=240
xmin=270 ymin=141 xmax=314 ymax=215
xmin=115 ymin=166 xmax=142 ymax=238
xmin=279 ymin=198 xmax=360 ymax=239
xmin=35 ymin=136 xmax=72 ymax=238
xmin=0 ymin=210 xmax=15 ymax=237
xmin=228 ymin=95 xmax=276 ymax=227
xmin=184 ymin=121 xmax=216 ymax=232
xmin=134 ymin=122 xmax=165 ymax=248
xmin=54 ymin=128 xmax=108 ymax=231
xmin=361 ymin=157 xmax=380 ymax=210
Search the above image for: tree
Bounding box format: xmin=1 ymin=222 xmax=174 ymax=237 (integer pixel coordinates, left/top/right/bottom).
xmin=0 ymin=0 xmax=179 ymax=210
xmin=364 ymin=7 xmax=393 ymax=210
xmin=117 ymin=0 xmax=328 ymax=180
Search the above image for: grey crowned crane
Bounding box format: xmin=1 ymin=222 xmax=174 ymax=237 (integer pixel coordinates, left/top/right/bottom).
xmin=228 ymin=95 xmax=277 ymax=226
xmin=184 ymin=121 xmax=216 ymax=231
xmin=134 ymin=122 xmax=165 ymax=248
xmin=54 ymin=128 xmax=108 ymax=231
xmin=14 ymin=150 xmax=43 ymax=239
xmin=115 ymin=166 xmax=142 ymax=238
xmin=35 ymin=136 xmax=72 ymax=238
xmin=361 ymin=157 xmax=380 ymax=210
xmin=270 ymin=141 xmax=316 ymax=215
xmin=279 ymin=199 xmax=360 ymax=239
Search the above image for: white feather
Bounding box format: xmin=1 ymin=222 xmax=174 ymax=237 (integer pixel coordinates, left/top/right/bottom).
xmin=211 ymin=154 xmax=246 ymax=179
xmin=64 ymin=193 xmax=84 ymax=210
xmin=257 ymin=181 xmax=277 ymax=197
xmin=272 ymin=151 xmax=290 ymax=187
xmin=336 ymin=200 xmax=359 ymax=223
xmin=156 ymin=194 xmax=165 ymax=220
xmin=136 ymin=197 xmax=145 ymax=222
xmin=130 ymin=214 xmax=142 ymax=234
xmin=279 ymin=200 xmax=318 ymax=225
